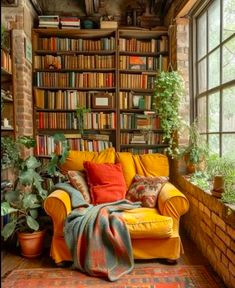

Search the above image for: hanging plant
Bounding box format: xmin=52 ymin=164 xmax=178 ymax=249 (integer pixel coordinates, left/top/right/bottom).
xmin=76 ymin=106 xmax=91 ymax=135
xmin=152 ymin=71 xmax=184 ymax=158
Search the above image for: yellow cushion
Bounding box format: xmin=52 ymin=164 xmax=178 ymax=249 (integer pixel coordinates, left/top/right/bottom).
xmin=116 ymin=152 xmax=136 ymax=188
xmin=123 ymin=207 xmax=173 ymax=239
xmin=60 ymin=148 xmax=115 ymax=174
xmin=133 ymin=153 xmax=169 ymax=177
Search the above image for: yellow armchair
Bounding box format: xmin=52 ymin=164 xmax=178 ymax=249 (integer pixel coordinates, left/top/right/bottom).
xmin=44 ymin=150 xmax=189 ymax=264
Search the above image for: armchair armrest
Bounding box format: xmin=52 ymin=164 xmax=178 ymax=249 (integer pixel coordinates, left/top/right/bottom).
xmin=157 ymin=182 xmax=189 ymax=219
xmin=44 ymin=190 xmax=72 ymax=235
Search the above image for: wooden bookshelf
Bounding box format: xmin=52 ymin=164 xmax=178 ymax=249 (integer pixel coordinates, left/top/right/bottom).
xmin=1 ymin=29 xmax=16 ymax=139
xmin=32 ymin=28 xmax=169 ymax=155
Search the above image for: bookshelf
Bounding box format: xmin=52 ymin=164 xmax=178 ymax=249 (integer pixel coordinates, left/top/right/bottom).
xmin=1 ymin=29 xmax=15 ymax=139
xmin=32 ymin=28 xmax=169 ymax=156
xmin=117 ymin=29 xmax=168 ymax=154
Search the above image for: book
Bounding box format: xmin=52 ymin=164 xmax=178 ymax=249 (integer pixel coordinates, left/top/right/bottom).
xmin=129 ymin=56 xmax=147 ymax=70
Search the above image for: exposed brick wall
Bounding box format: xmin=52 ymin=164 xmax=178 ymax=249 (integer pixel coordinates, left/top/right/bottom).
xmin=2 ymin=0 xmax=37 ymax=157
xmin=176 ymin=176 xmax=235 ymax=288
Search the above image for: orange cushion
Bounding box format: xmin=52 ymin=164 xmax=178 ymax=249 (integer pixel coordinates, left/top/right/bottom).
xmin=84 ymin=162 xmax=127 ymax=205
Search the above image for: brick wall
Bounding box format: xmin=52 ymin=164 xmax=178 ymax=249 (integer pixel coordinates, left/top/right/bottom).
xmin=176 ymin=176 xmax=235 ymax=288
xmin=2 ymin=0 xmax=37 ymax=157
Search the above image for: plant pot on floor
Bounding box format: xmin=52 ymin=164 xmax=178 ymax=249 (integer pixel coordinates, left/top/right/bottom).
xmin=17 ymin=229 xmax=46 ymax=258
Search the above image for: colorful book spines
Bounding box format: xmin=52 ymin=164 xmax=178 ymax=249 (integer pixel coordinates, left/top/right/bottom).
xmin=37 ymin=37 xmax=116 ymax=51
xmin=35 ymin=134 xmax=113 ymax=155
xmin=35 ymin=72 xmax=114 ymax=88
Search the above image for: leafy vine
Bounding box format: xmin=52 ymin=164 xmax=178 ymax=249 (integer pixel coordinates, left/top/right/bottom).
xmin=152 ymin=71 xmax=184 ymax=158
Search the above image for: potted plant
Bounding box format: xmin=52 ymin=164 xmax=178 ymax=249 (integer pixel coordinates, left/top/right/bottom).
xmin=206 ymin=154 xmax=235 ymax=202
xmin=179 ymin=121 xmax=209 ymax=174
xmin=152 ymin=70 xmax=184 ymax=158
xmin=1 ymin=136 xmax=48 ymax=257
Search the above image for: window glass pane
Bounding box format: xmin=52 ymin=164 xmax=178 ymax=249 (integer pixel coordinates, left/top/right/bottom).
xmin=222 ymin=86 xmax=235 ymax=131
xmin=222 ymin=36 xmax=235 ymax=83
xmin=223 ymin=0 xmax=235 ymax=40
xmin=208 ymin=0 xmax=220 ymax=51
xmin=208 ymin=92 xmax=220 ymax=132
xmin=197 ymin=13 xmax=207 ymax=60
xmin=197 ymin=96 xmax=207 ymax=133
xmin=198 ymin=59 xmax=207 ymax=93
xmin=208 ymin=134 xmax=220 ymax=155
xmin=208 ymin=48 xmax=220 ymax=89
xmin=222 ymin=134 xmax=235 ymax=159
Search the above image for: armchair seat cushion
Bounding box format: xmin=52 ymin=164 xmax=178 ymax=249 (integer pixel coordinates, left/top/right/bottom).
xmin=123 ymin=207 xmax=173 ymax=239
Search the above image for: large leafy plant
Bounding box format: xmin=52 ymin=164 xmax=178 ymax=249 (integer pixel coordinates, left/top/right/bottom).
xmin=152 ymin=71 xmax=184 ymax=158
xmin=45 ymin=133 xmax=69 ymax=178
xmin=1 ymin=136 xmax=48 ymax=241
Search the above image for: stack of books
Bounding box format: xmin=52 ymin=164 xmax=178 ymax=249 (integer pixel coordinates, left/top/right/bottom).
xmin=130 ymin=133 xmax=146 ymax=144
xmin=38 ymin=15 xmax=59 ymax=28
xmin=60 ymin=16 xmax=81 ymax=29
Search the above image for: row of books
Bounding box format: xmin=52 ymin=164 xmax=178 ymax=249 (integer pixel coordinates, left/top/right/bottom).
xmin=37 ymin=112 xmax=77 ymax=129
xmin=119 ymin=74 xmax=156 ymax=90
xmin=119 ymin=36 xmax=168 ymax=53
xmin=35 ymin=72 xmax=115 ymax=88
xmin=34 ymin=89 xmax=115 ymax=110
xmin=37 ymin=111 xmax=116 ymax=130
xmin=34 ymin=55 xmax=115 ymax=70
xmin=83 ymin=112 xmax=116 ymax=129
xmin=36 ymin=37 xmax=116 ymax=51
xmin=119 ymin=92 xmax=152 ymax=110
xmin=120 ymin=148 xmax=165 ymax=154
xmin=38 ymin=16 xmax=80 ymax=29
xmin=35 ymin=134 xmax=112 ymax=156
xmin=120 ymin=132 xmax=163 ymax=145
xmin=120 ymin=113 xmax=160 ymax=129
xmin=1 ymin=49 xmax=12 ymax=73
xmin=119 ymin=55 xmax=166 ymax=71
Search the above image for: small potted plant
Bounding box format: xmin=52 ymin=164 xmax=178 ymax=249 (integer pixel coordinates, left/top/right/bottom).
xmin=1 ymin=136 xmax=48 ymax=257
xmin=179 ymin=121 xmax=209 ymax=174
xmin=206 ymin=154 xmax=235 ymax=201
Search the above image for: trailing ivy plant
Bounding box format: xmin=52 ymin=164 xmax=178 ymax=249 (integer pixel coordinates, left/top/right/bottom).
xmin=152 ymin=71 xmax=184 ymax=158
xmin=76 ymin=106 xmax=91 ymax=135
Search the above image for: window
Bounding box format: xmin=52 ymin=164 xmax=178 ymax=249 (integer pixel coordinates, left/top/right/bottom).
xmin=193 ymin=0 xmax=235 ymax=159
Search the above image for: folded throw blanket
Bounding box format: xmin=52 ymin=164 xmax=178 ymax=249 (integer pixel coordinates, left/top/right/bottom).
xmin=52 ymin=183 xmax=141 ymax=281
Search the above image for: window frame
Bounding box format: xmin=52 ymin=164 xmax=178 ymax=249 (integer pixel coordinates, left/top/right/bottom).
xmin=190 ymin=0 xmax=235 ymax=157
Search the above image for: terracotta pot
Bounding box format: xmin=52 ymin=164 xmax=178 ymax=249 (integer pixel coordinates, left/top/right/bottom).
xmin=17 ymin=229 xmax=46 ymax=258
xmin=211 ymin=175 xmax=224 ymax=198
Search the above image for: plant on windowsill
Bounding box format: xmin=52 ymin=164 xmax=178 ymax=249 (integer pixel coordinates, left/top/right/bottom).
xmin=179 ymin=120 xmax=209 ymax=174
xmin=1 ymin=136 xmax=48 ymax=257
xmin=152 ymin=70 xmax=185 ymax=158
xmin=206 ymin=154 xmax=235 ymax=204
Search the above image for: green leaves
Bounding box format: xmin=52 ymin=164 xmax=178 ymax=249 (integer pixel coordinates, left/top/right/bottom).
xmin=26 ymin=215 xmax=39 ymax=231
xmin=153 ymin=71 xmax=185 ymax=158
xmin=1 ymin=202 xmax=18 ymax=216
xmin=1 ymin=220 xmax=17 ymax=241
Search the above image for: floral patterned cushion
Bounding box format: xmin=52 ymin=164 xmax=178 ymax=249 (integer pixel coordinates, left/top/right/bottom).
xmin=67 ymin=170 xmax=91 ymax=203
xmin=126 ymin=175 xmax=169 ymax=208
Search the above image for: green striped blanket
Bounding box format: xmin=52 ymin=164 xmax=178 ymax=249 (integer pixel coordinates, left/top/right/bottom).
xmin=52 ymin=183 xmax=141 ymax=281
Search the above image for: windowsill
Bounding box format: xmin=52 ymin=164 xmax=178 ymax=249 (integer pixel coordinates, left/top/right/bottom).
xmin=175 ymin=174 xmax=235 ymax=228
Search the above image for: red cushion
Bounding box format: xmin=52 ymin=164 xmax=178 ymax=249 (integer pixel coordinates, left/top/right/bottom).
xmin=84 ymin=161 xmax=127 ymax=205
